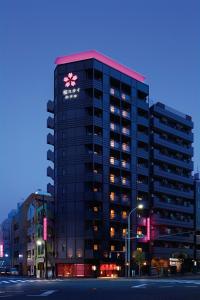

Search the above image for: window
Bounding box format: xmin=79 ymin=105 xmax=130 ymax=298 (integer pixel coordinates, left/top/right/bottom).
xmin=93 ymin=225 xmax=98 ymax=232
xmin=93 ymin=244 xmax=98 ymax=251
xmin=110 ymin=174 xmax=115 ymax=183
xmin=122 ymin=228 xmax=127 ymax=237
xmin=93 ymin=206 xmax=98 ymax=212
xmin=110 ymin=227 xmax=115 ymax=237
xmin=122 ymin=211 xmax=127 ymax=219
xmin=110 ymin=157 xmax=115 ymax=165
xmin=110 ymin=209 xmax=115 ymax=219
xmin=110 ymin=192 xmax=115 ymax=201
xmin=111 ymin=245 xmax=115 ymax=251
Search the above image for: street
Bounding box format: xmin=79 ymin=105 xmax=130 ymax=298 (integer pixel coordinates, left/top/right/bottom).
xmin=1 ymin=277 xmax=200 ymax=299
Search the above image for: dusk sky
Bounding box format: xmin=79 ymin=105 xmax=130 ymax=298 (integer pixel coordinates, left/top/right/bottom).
xmin=0 ymin=0 xmax=199 ymax=222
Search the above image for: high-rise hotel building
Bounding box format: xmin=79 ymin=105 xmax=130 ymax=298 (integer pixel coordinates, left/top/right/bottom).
xmin=47 ymin=50 xmax=194 ymax=277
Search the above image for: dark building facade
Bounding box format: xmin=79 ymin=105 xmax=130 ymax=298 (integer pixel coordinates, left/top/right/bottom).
xmin=47 ymin=50 xmax=150 ymax=277
xmin=47 ymin=50 xmax=195 ymax=277
xmin=150 ymin=103 xmax=194 ymax=270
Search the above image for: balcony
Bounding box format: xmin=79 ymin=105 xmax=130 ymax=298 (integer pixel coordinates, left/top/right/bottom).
xmin=152 ymin=246 xmax=194 ymax=258
xmin=110 ymin=176 xmax=120 ymax=185
xmin=122 ymin=110 xmax=131 ymax=119
xmin=121 ymin=160 xmax=131 ymax=170
xmin=110 ymin=105 xmax=120 ymax=116
xmin=85 ymin=172 xmax=102 ymax=183
xmin=110 ymin=123 xmax=120 ymax=134
xmin=122 ymin=127 xmax=130 ymax=136
xmin=154 ymin=182 xmax=194 ymax=199
xmin=137 ymin=148 xmax=149 ymax=159
xmin=110 ymin=157 xmax=120 ymax=168
xmin=121 ymin=178 xmax=131 ymax=187
xmin=110 ymin=140 xmax=120 ymax=150
xmin=137 ymin=165 xmax=149 ymax=176
xmin=121 ymin=143 xmax=130 ymax=153
xmin=47 ymin=100 xmax=54 ymax=113
xmin=153 ymin=197 xmax=194 ymax=214
xmin=137 ymin=182 xmax=149 ymax=192
xmin=121 ymin=196 xmax=131 ymax=206
xmin=155 ymin=234 xmax=194 ymax=243
xmin=153 ymin=166 xmax=193 ymax=185
xmin=153 ymin=149 xmax=193 ymax=170
xmin=154 ymin=134 xmax=193 ymax=156
xmin=151 ymin=103 xmax=193 ymax=128
xmin=85 ymin=230 xmax=102 ymax=239
xmin=86 ymin=211 xmax=102 ymax=220
xmin=47 ymin=133 xmax=54 ymax=146
xmin=137 ymin=116 xmax=149 ymax=127
xmin=137 ymin=98 xmax=149 ymax=111
xmin=85 ymin=192 xmax=102 ymax=202
xmin=47 ymin=149 xmax=54 ymax=163
xmin=153 ymin=118 xmax=193 ymax=142
xmin=110 ymin=195 xmax=120 ymax=204
xmin=137 ymin=132 xmax=149 ymax=143
xmin=47 ymin=183 xmax=54 ymax=196
xmin=151 ymin=214 xmax=194 ymax=229
xmin=47 ymin=116 xmax=54 ymax=129
xmin=121 ymin=92 xmax=131 ymax=102
xmin=110 ymin=87 xmax=120 ymax=99
xmin=47 ymin=166 xmax=54 ymax=180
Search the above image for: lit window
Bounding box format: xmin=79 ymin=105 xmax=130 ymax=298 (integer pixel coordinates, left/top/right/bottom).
xmin=121 ymin=160 xmax=127 ymax=168
xmin=93 ymin=244 xmax=98 ymax=251
xmin=110 ymin=88 xmax=115 ymax=95
xmin=110 ymin=192 xmax=115 ymax=201
xmin=110 ymin=157 xmax=115 ymax=165
xmin=93 ymin=187 xmax=98 ymax=192
xmin=110 ymin=105 xmax=115 ymax=113
xmin=110 ymin=209 xmax=115 ymax=219
xmin=122 ymin=211 xmax=127 ymax=219
xmin=122 ymin=246 xmax=125 ymax=252
xmin=137 ymin=247 xmax=142 ymax=252
xmin=121 ymin=93 xmax=126 ymax=100
xmin=110 ymin=227 xmax=115 ymax=237
xmin=122 ymin=228 xmax=127 ymax=237
xmin=93 ymin=225 xmax=98 ymax=232
xmin=111 ymin=245 xmax=115 ymax=251
xmin=110 ymin=140 xmax=115 ymax=147
xmin=110 ymin=174 xmax=115 ymax=183
xmin=122 ymin=177 xmax=127 ymax=185
xmin=93 ymin=169 xmax=98 ymax=174
xmin=110 ymin=123 xmax=115 ymax=130
xmin=93 ymin=206 xmax=98 ymax=212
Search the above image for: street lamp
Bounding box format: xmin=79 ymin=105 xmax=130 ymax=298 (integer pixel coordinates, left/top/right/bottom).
xmin=127 ymin=204 xmax=143 ymax=277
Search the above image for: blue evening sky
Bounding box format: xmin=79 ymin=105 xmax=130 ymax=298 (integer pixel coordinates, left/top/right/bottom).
xmin=0 ymin=0 xmax=199 ymax=222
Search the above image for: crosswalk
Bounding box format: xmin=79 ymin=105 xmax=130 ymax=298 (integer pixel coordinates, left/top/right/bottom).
xmin=0 ymin=278 xmax=63 ymax=286
xmin=131 ymin=279 xmax=200 ymax=289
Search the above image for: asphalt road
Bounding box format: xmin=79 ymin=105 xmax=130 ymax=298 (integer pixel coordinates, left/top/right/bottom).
xmin=1 ymin=277 xmax=200 ymax=299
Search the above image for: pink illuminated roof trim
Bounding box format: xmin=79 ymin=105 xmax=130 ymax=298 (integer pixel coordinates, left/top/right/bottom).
xmin=55 ymin=50 xmax=145 ymax=82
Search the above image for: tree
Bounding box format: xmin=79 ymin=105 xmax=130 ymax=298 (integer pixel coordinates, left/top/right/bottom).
xmin=133 ymin=250 xmax=145 ymax=276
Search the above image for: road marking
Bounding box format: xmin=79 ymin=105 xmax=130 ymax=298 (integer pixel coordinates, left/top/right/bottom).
xmin=131 ymin=284 xmax=147 ymax=288
xmin=27 ymin=290 xmax=57 ymax=297
xmin=159 ymin=285 xmax=174 ymax=288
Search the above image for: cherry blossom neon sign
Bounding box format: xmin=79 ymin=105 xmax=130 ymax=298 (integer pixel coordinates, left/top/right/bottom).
xmin=63 ymin=72 xmax=80 ymax=100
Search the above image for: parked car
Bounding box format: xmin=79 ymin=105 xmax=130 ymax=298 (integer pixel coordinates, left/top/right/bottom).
xmin=6 ymin=268 xmax=19 ymax=276
xmin=0 ymin=267 xmax=6 ymax=275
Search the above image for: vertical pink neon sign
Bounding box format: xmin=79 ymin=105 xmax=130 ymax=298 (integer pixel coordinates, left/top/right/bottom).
xmin=43 ymin=217 xmax=47 ymax=241
xmin=147 ymin=217 xmax=150 ymax=241
xmin=0 ymin=244 xmax=3 ymax=257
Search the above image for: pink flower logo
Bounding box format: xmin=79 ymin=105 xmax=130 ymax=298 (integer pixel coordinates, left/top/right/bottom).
xmin=63 ymin=72 xmax=78 ymax=87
